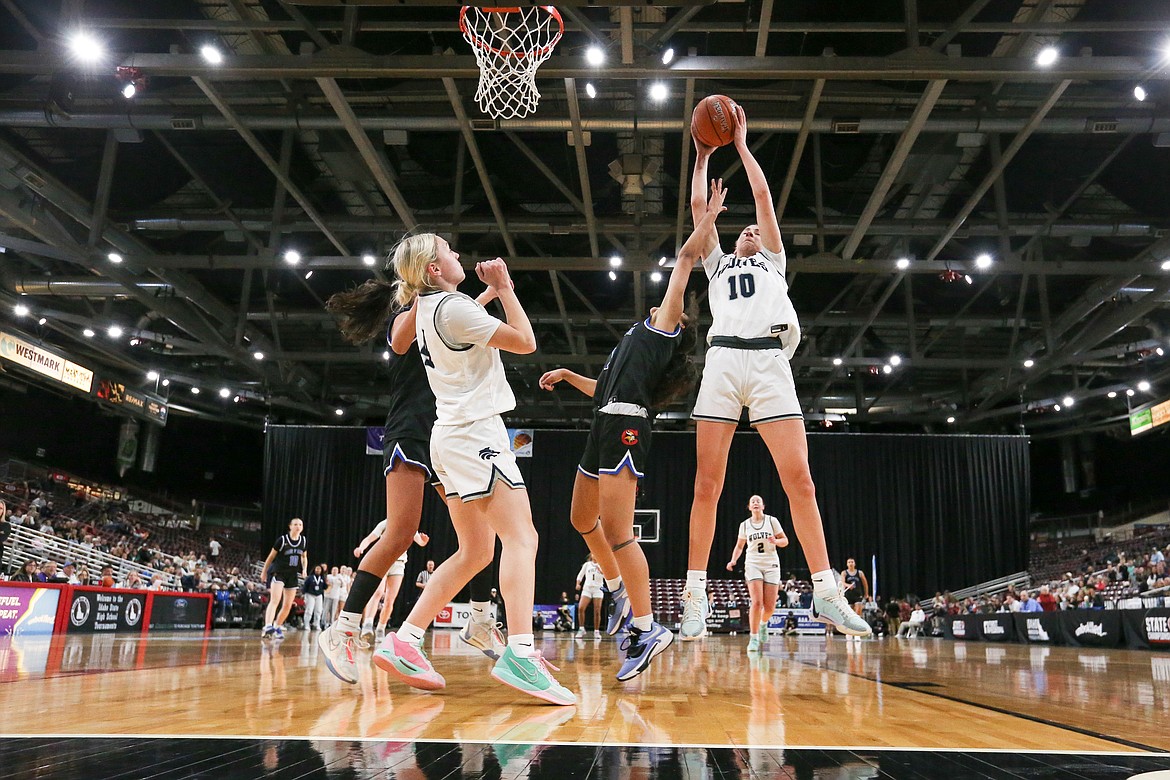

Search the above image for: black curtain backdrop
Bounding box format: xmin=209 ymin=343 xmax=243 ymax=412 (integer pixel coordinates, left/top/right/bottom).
xmin=263 ymin=427 xmax=1029 ymax=603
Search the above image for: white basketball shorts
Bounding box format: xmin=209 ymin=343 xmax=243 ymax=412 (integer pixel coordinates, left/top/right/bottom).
xmin=745 ymin=562 xmax=783 ymax=585
xmin=581 ymin=587 xmax=604 ymax=600
xmin=386 ymin=560 xmax=406 ymax=578
xmin=692 ymin=346 xmax=802 ymax=425
xmin=431 ymin=415 xmax=525 ymax=501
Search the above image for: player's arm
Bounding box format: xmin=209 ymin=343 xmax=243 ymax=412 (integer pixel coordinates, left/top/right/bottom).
xmin=354 ymin=528 xmax=381 ymax=558
xmin=770 ymin=518 xmax=789 ymax=548
xmin=478 ymin=259 xmax=536 ymax=354
xmin=860 ymin=571 xmax=870 ymax=600
xmin=539 ymin=368 xmax=597 ymax=397
xmin=652 ymin=179 xmax=728 ymax=332
xmin=731 ymin=104 xmax=783 ymax=255
xmin=689 ymin=137 xmax=720 ymax=258
xmin=389 ymin=300 xmax=418 ymax=355
xmin=261 ymin=548 xmax=277 ymax=579
xmin=414 ymin=531 xmax=429 ymax=547
xmin=726 ymin=537 xmax=746 ymax=570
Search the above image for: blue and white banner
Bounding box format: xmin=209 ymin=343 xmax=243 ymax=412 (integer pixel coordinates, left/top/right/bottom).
xmin=507 ymin=428 xmax=533 ymax=457
xmin=366 ymin=427 xmax=385 ymax=455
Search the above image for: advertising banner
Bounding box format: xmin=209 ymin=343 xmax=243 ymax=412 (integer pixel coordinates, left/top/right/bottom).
xmin=0 ymin=585 xmax=61 ymax=636
xmin=0 ymin=330 xmax=94 ymax=393
xmin=66 ymin=588 xmax=146 ymax=634
xmin=433 ymin=602 xmax=472 ymax=629
xmin=1060 ymin=610 xmax=1122 ymax=648
xmin=1120 ymin=608 xmax=1170 ymax=651
xmin=148 ymin=593 xmax=211 ymax=631
xmin=767 ymin=607 xmax=827 ymax=635
xmin=507 ymin=428 xmax=533 ymax=457
xmin=95 ymin=379 xmax=168 ymax=425
xmin=978 ymin=613 xmax=1016 ymax=642
xmin=1015 ymin=611 xmax=1062 ymax=644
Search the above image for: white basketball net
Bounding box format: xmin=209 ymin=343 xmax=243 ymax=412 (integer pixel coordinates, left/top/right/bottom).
xmin=459 ymin=6 xmax=563 ymax=120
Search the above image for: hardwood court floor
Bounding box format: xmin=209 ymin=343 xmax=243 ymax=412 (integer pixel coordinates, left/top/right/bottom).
xmin=1 ymin=630 xmax=1167 ymax=754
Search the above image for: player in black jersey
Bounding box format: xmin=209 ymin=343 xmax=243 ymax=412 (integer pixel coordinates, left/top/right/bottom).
xmin=841 ymin=558 xmax=869 ymax=621
xmin=540 ymin=180 xmax=728 ymax=680
xmin=316 ymin=274 xmax=504 ymax=684
xmin=260 ymin=517 xmax=308 ymax=639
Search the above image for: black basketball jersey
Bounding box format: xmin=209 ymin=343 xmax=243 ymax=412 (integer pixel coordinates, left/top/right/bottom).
xmin=383 ymin=309 xmax=437 ymax=440
xmin=843 ymin=569 xmax=863 ymax=591
xmin=594 ymin=318 xmax=682 ymax=413
xmin=273 ymin=534 xmax=307 ymax=572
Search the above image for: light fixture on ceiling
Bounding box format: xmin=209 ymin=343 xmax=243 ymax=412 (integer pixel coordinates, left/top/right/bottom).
xmin=200 ymin=45 xmax=224 ymax=65
xmin=253 ymin=351 xmax=264 ymax=361
xmin=362 ymin=254 xmax=376 ymax=267
xmin=974 ymin=253 xmax=993 ymax=270
xmin=661 ymin=47 xmax=675 ymax=65
xmin=946 ymin=416 xmax=956 ymax=424
xmin=585 ymin=46 xmax=605 ymax=66
xmin=335 ymin=408 xmax=344 ymax=416
xmin=832 ymin=358 xmax=843 ymax=366
xmin=1023 ymin=358 xmax=1035 ymax=368
xmin=68 ymin=32 xmax=104 ymax=64
xmin=1035 ymin=46 xmax=1059 ymax=67
xmin=191 ymin=387 xmax=201 ymax=395
xmin=83 ymin=328 xmax=95 ymax=338
xmin=13 ymin=303 xmax=29 ymax=317
xmin=107 ymin=325 xmax=123 ymax=338
xmin=146 ymin=370 xmax=159 ymax=381
xmin=882 ymin=364 xmax=893 ymax=375
xmin=283 ymin=249 xmax=301 ymax=265
xmin=1138 ymin=380 xmax=1152 ymax=392
xmin=608 ymin=271 xmax=617 ymax=281
xmin=889 ymin=355 xmax=902 ymax=367
xmin=382 ymin=350 xmax=391 ymax=360
xmin=585 ymin=82 xmax=597 ymax=99
xmin=1062 ymin=395 xmax=1075 ymax=407
xmin=108 ymin=252 xmax=123 ymax=264
xmin=609 ymin=255 xmax=622 ymax=268
xmin=115 ymin=66 xmax=146 ymax=100
xmin=219 ymin=388 xmax=231 ymax=399
xmin=895 ymin=257 xmax=910 ymax=270
xmin=1134 ymin=85 xmax=1148 ymax=102
xmin=1107 ymin=391 xmax=1117 ymax=398
xmin=650 ymin=271 xmax=663 ymax=283
xmin=304 ymin=270 xmax=313 ymax=279
xmin=649 ymin=83 xmax=668 ymax=102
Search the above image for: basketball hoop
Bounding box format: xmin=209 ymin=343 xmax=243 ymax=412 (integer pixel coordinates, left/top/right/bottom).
xmin=459 ymin=6 xmax=564 ymax=120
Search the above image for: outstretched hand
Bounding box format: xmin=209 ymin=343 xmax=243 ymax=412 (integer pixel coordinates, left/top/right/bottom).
xmin=538 ymin=368 xmax=567 ymax=391
xmin=706 ymin=178 xmax=728 ymax=218
xmin=731 ymin=103 xmax=747 ymax=147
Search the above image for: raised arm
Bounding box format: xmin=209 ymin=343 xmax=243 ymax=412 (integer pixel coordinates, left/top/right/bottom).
xmin=731 ymin=105 xmax=783 ymax=254
xmin=389 ymin=301 xmax=418 ymax=355
xmin=478 ymin=259 xmax=537 ymax=354
xmin=688 ymin=137 xmax=720 ymax=258
xmin=539 ymin=368 xmax=597 ymax=397
xmin=651 ymin=179 xmax=728 ymax=332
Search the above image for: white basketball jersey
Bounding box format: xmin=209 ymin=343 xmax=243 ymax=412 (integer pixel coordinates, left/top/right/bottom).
xmin=371 ymin=519 xmax=408 ymax=564
xmin=415 ymin=290 xmax=516 ymax=426
xmin=577 ymin=561 xmax=604 ymax=590
xmin=703 ymin=245 xmax=801 ymax=358
xmin=739 ymin=514 xmax=782 ymax=567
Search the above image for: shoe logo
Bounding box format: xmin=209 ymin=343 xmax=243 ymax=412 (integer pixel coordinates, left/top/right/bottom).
xmin=478 ymin=447 xmax=500 ymax=460
xmin=508 ymin=655 xmax=541 ymax=684
xmin=621 ymin=429 xmax=638 ymax=445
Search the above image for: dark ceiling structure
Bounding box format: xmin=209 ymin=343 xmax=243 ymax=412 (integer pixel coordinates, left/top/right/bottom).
xmin=1 ymin=0 xmax=1169 ymax=438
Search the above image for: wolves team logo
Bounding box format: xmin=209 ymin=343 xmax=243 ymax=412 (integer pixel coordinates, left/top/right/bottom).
xmin=621 ymin=429 xmax=638 ymax=446
xmin=478 ymin=447 xmax=500 ymax=460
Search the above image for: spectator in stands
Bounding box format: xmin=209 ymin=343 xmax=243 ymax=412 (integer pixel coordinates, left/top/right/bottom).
xmin=148 ymin=572 xmax=167 ymax=591
xmin=100 ymin=566 xmax=115 ymax=588
xmin=120 ymin=570 xmax=144 ymax=590
xmin=896 ymin=604 xmax=926 ymax=637
xmin=61 ymin=562 xmax=81 ymax=585
xmin=39 ymin=560 xmax=61 ymax=582
xmin=303 ymin=564 xmax=327 ymax=631
xmin=1036 ymin=584 xmax=1057 ymax=612
xmin=76 ymin=564 xmax=92 ymax=586
xmin=209 ymin=537 xmax=221 ymax=565
xmin=323 ymin=566 xmax=341 ymax=627
xmin=1019 ymin=590 xmax=1042 ymax=612
xmin=1151 ymin=547 xmax=1165 ymax=567
xmin=11 ymin=558 xmax=38 ymax=582
xmin=884 ymin=598 xmax=902 ymax=635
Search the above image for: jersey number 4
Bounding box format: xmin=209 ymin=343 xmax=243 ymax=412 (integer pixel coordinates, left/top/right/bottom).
xmin=419 ymin=331 xmax=435 ymax=368
xmin=726 ymin=273 xmax=756 ymax=300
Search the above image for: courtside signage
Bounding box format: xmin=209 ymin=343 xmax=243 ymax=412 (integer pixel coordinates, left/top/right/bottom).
xmin=0 ymin=330 xmax=94 ymax=393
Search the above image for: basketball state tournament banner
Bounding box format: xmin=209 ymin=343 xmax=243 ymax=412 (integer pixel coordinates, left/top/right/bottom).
xmin=507 ymin=428 xmax=533 ymax=457
xmin=0 ymin=584 xmax=61 ymax=636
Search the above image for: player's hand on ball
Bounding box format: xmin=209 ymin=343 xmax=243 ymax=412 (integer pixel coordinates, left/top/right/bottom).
xmin=731 ymin=103 xmax=747 ymax=147
xmin=693 ymin=133 xmax=715 ymax=158
xmin=539 ymin=369 xmax=566 ymax=391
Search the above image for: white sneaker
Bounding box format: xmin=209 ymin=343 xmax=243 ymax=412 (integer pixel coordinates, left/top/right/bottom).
xmin=574 ymin=628 xmax=585 ymax=638
xmin=811 ymin=592 xmax=873 ymax=637
xmin=679 ymin=589 xmax=709 ymax=640
xmin=318 ymin=623 xmax=360 ymax=684
xmin=460 ymin=619 xmax=506 ymax=660
xmin=593 ymin=630 xmax=602 ymax=640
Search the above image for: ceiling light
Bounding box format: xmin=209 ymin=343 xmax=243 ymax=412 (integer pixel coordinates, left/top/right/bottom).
xmin=658 ymin=257 xmax=667 ymax=267
xmin=121 ymin=82 xmax=137 ymax=99
xmin=283 ymin=249 xmax=301 ymax=265
xmin=107 ymin=325 xmax=123 ymax=338
xmin=1157 ymin=347 xmax=1165 ymax=357
xmin=13 ymin=303 xmax=29 ymax=317
xmin=585 ymin=46 xmax=605 ymax=66
xmin=108 ymin=252 xmax=123 ymax=264
xmin=1035 ymin=46 xmax=1059 ymax=67
xmin=146 ymin=370 xmax=159 ymax=381
xmin=832 ymin=357 xmax=843 ymax=366
xmin=661 ymin=47 xmax=675 ymax=65
xmin=68 ymin=32 xmax=104 ymax=64
xmin=253 ymin=351 xmax=264 ymax=361
xmin=585 ymin=82 xmax=597 ymax=99
xmin=608 ymin=271 xmax=617 ymax=281
xmin=1162 ymin=259 xmax=1170 ymax=271
xmin=609 ymin=255 xmax=622 ymax=268
xmin=1107 ymin=391 xmax=1117 ymax=398
xmin=946 ymin=416 xmax=956 ymax=424
xmin=964 ymin=274 xmax=973 ymax=284
xmin=1023 ymin=358 xmax=1034 ymax=368
xmin=37 ymin=317 xmax=47 ymax=326
xmin=362 ymin=253 xmax=376 ymax=267
xmin=650 ymin=271 xmax=663 ymax=283
xmin=219 ymin=388 xmax=231 ymax=398
xmin=304 ymin=270 xmax=313 ymax=279
xmin=200 ymin=45 xmax=223 ymax=65
xmin=161 ymin=379 xmax=170 ymax=387
xmin=1053 ymin=403 xmax=1062 ymax=411
xmin=1062 ymin=396 xmax=1075 ymax=407
xmin=1134 ymin=85 xmax=1148 ymax=102
xmin=83 ymin=328 xmax=95 ymax=338
xmin=889 ymin=355 xmax=902 ymax=367
xmin=882 ymin=364 xmax=893 ymax=375
xmin=1138 ymin=380 xmax=1151 ymax=392
xmin=895 ymin=257 xmax=910 ymax=270
xmin=974 ymin=253 xmax=993 ymax=270
xmin=335 ymin=408 xmax=344 ymax=416
xmin=649 ymin=83 xmax=669 ymax=102
xmin=191 ymin=387 xmax=200 ymax=395
xmin=382 ymin=350 xmax=391 ymax=360
xmin=1126 ymin=388 xmax=1135 ymax=397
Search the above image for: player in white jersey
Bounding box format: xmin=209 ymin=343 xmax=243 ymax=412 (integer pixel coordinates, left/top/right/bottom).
xmin=375 ymin=233 xmax=575 ymax=706
xmin=353 ymin=522 xmax=429 ymax=644
xmin=574 ymin=556 xmax=604 ymax=638
xmin=682 ymin=103 xmax=871 ymax=639
xmin=726 ymin=495 xmax=788 ymax=652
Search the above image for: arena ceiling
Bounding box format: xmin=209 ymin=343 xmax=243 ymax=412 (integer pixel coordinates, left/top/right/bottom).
xmin=1 ymin=0 xmax=1169 ymax=438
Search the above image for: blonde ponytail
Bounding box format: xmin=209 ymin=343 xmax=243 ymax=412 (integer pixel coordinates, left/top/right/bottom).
xmin=391 ymin=233 xmax=440 ymax=307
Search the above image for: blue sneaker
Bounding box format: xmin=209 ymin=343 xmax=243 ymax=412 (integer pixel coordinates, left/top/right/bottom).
xmin=605 ymin=582 xmax=631 ymax=635
xmin=616 ymin=622 xmax=674 ymax=681
xmin=272 ymin=625 xmax=285 ymax=640
xmin=679 ymin=589 xmax=709 ymax=640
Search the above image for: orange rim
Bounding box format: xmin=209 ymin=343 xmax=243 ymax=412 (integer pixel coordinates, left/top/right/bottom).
xmin=460 ymin=5 xmax=564 ymax=60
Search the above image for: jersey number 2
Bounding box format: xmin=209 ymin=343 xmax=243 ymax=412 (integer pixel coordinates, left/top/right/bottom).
xmin=419 ymin=331 xmax=435 ymax=368
xmin=727 ymin=273 xmax=756 ymax=300
xmin=757 ymin=542 xmax=766 ymax=554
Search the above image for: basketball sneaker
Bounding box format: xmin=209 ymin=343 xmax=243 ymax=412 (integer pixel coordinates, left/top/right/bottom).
xmin=616 ymin=622 xmax=674 ymax=681
xmin=261 ymin=624 xmax=276 ymax=639
xmin=604 ymin=582 xmax=631 ymax=635
xmin=746 ymin=634 xmax=760 ymax=653
xmin=318 ymin=623 xmax=359 ymax=684
xmin=373 ymin=633 xmax=446 ymax=691
xmin=491 ymin=647 xmax=577 ymax=705
xmin=811 ymin=592 xmax=873 ymax=637
xmin=359 ymin=624 xmax=375 ymax=649
xmin=460 ymin=619 xmax=506 ymax=660
xmin=272 ymin=625 xmax=285 ymax=640
xmin=574 ymin=627 xmax=585 ymax=638
xmin=679 ymin=589 xmax=709 ymax=640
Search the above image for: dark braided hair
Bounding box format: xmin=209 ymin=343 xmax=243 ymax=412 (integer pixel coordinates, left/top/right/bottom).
xmin=649 ymin=294 xmax=701 ymax=409
xmin=325 ymin=279 xmax=398 ymax=345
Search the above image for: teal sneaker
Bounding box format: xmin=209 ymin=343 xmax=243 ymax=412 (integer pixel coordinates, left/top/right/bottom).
xmin=491 ymin=647 xmax=577 ymax=705
xmin=746 ymin=634 xmax=760 ymax=653
xmin=679 ymin=589 xmax=709 ymax=640
xmin=811 ymin=591 xmax=873 ymax=637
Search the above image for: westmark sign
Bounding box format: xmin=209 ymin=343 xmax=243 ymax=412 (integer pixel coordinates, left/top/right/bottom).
xmin=0 ymin=330 xmax=93 ymax=393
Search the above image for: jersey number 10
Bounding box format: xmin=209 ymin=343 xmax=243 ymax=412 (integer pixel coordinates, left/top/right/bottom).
xmin=727 ymin=273 xmax=756 ymax=300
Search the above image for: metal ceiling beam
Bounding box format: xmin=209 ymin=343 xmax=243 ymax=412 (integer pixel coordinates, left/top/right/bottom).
xmin=564 ymin=78 xmax=600 ymax=259
xmin=775 ymin=79 xmax=824 ymax=222
xmin=86 ymin=131 xmax=119 ymax=251
xmin=646 ymin=6 xmax=704 ymax=51
xmin=924 ymin=79 xmax=1071 ymax=262
xmin=672 ymin=77 xmax=696 ymax=254
xmin=442 ymin=77 xmax=516 ymax=257
xmin=841 ymin=79 xmax=946 ymax=261
xmin=317 ymin=77 xmax=419 ymax=232
xmin=1 ymin=51 xmax=1161 ymax=81
xmin=755 ymin=0 xmax=775 ymax=58
xmin=929 ymin=0 xmax=995 ymax=53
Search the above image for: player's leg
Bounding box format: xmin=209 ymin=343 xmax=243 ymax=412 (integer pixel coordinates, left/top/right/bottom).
xmin=460 ymin=559 xmax=505 ymax=659
xmin=598 ymin=470 xmax=674 ymax=680
xmin=362 ymin=577 xmax=388 ymax=644
xmin=760 ymin=580 xmax=780 ymax=647
xmin=746 ymin=577 xmax=764 ymax=652
xmin=591 ymin=596 xmax=602 ymax=636
xmin=682 ymin=420 xmax=736 ymax=639
xmin=575 ymin=432 xmax=629 ymax=633
xmin=275 ymin=584 xmax=297 ymax=631
xmin=756 ymin=420 xmax=870 ymax=637
xmin=263 ymin=580 xmax=285 ymax=635
xmin=575 ymin=594 xmax=591 ymax=637
xmin=377 ymin=574 xmax=403 ymax=632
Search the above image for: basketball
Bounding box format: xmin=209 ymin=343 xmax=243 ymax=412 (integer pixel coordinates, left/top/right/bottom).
xmin=691 ymin=95 xmax=738 ymax=148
